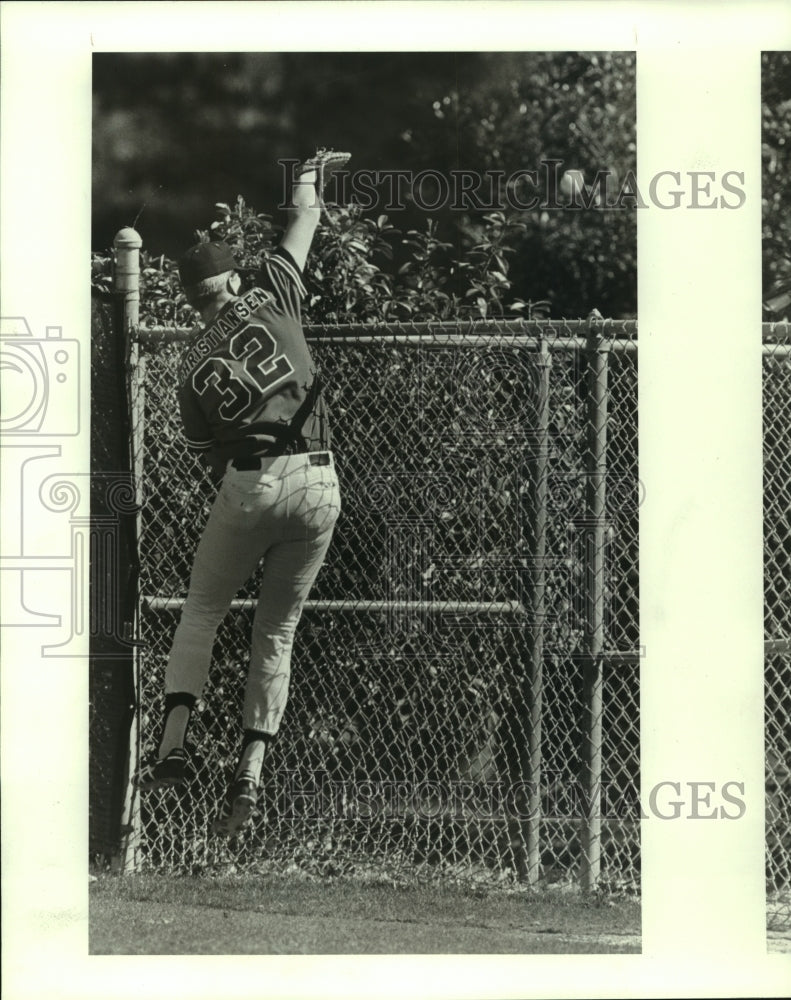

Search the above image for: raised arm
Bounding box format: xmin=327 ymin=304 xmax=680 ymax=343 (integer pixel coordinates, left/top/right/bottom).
xmin=279 ymin=150 xmax=351 ymax=272
xmin=279 ymin=165 xmax=321 ymax=273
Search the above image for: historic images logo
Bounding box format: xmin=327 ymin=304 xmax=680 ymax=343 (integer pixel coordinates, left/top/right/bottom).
xmin=279 ymin=159 xmax=746 ymax=213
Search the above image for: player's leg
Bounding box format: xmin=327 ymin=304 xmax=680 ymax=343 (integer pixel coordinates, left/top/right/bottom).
xmin=242 ymin=464 xmax=340 ymax=756
xmin=211 ymin=522 xmax=337 ymax=833
xmin=137 ymin=477 xmax=272 ymax=789
xmin=213 ymin=462 xmax=340 ymax=832
xmin=246 ymin=521 xmax=337 ymax=731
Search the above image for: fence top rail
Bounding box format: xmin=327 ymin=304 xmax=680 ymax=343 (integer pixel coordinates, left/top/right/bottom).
xmin=763 ymin=322 xmax=791 ymax=343
xmin=136 ymin=317 xmax=638 ymax=348
xmin=134 ymin=319 xmax=791 ymax=344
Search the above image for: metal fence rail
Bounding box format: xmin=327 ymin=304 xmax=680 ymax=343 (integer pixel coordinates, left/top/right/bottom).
xmin=103 ymin=229 xmax=644 ymax=889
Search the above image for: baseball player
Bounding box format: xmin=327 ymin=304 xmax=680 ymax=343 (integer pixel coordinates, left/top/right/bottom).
xmin=136 ymin=151 xmax=349 ymax=836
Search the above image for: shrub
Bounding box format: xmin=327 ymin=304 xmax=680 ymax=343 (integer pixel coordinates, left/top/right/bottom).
xmin=91 ymin=196 xmax=550 ymax=325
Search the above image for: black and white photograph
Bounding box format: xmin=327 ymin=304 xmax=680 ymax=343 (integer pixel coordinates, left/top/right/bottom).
xmin=88 ymin=48 xmax=640 ymax=954
xmin=1 ymin=2 xmax=790 ymax=998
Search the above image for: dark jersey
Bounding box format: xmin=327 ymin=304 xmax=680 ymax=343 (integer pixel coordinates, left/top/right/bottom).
xmin=177 ymin=247 xmax=330 ymax=471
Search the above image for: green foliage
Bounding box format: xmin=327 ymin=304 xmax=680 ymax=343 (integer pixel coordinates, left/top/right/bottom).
xmin=763 ymin=51 xmax=791 ymax=317
xmin=405 ymin=52 xmax=636 ymax=318
xmin=91 ymin=196 xmax=552 ymax=326
xmin=196 ymin=196 xmax=279 ymax=267
xmin=302 ymin=206 xmax=398 ymax=323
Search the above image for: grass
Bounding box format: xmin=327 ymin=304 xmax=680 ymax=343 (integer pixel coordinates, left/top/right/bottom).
xmin=767 ymin=891 xmax=791 ymax=951
xmin=90 ymin=872 xmax=641 ymax=955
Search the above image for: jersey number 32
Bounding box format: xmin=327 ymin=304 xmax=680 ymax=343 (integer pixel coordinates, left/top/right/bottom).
xmin=192 ymin=324 xmax=295 ymax=423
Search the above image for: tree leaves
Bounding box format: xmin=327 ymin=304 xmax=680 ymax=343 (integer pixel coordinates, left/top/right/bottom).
xmin=763 ymin=52 xmax=791 ymax=318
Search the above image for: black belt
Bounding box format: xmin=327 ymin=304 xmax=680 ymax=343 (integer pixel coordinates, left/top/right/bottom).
xmin=231 ymin=453 xmax=330 ymax=470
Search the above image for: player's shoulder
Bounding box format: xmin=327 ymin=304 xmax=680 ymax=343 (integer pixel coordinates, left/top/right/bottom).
xmin=261 ymin=246 xmax=305 ymax=282
xmin=267 ymin=245 xmax=302 ymax=270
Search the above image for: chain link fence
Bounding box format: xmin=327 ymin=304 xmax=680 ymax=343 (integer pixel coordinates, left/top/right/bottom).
xmin=89 ymin=251 xmax=791 ymax=917
xmin=92 ymin=232 xmax=640 ymax=891
xmin=763 ymin=322 xmax=791 ymax=933
xmin=130 ymin=321 xmax=640 ymax=889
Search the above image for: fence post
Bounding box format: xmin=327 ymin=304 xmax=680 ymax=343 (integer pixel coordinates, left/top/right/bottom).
xmin=580 ymin=311 xmax=610 ymax=892
xmin=113 ymin=227 xmax=144 ymax=874
xmin=521 ymin=336 xmax=551 ymax=884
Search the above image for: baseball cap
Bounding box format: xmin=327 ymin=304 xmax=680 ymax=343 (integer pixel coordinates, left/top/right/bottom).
xmin=178 ymin=241 xmax=238 ymax=286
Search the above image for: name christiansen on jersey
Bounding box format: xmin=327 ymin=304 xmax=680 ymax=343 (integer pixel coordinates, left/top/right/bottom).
xmin=179 ymin=287 xmax=276 ymax=379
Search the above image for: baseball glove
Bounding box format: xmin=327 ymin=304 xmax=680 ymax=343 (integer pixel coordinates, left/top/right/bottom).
xmin=295 ymin=148 xmax=351 ymax=227
xmin=296 ymin=147 xmax=352 ymax=191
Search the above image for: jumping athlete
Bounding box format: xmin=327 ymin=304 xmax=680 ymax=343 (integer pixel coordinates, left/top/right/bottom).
xmin=136 ymin=153 xmax=347 ymax=836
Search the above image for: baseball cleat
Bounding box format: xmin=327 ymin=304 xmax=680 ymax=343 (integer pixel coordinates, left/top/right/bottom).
xmin=134 ymin=747 xmax=190 ymax=791
xmin=211 ymin=777 xmax=258 ymax=837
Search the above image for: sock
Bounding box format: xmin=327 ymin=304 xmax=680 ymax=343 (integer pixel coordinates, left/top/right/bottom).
xmin=159 ymin=693 xmax=197 ymax=757
xmin=234 ymin=729 xmax=275 ymax=785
